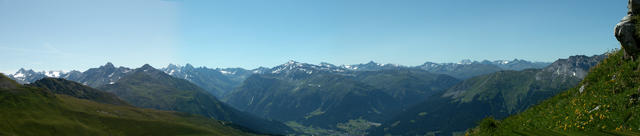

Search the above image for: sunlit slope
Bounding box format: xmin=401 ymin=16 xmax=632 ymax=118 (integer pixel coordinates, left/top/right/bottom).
xmin=0 ymin=74 xmax=253 ymax=136
xmin=469 ymin=51 xmax=640 ymax=135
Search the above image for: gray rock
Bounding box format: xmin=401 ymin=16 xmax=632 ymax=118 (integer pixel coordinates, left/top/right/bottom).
xmin=588 ymin=105 xmax=600 ymax=113
xmin=615 ymin=0 xmax=640 ymax=59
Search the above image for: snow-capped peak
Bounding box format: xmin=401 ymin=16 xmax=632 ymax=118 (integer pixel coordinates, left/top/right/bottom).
xmin=12 ymin=71 xmax=26 ymax=78
xmin=457 ymin=59 xmax=473 ymax=65
xmin=219 ymin=70 xmax=235 ymax=75
xmin=270 ymin=61 xmax=346 ymax=75
xmin=342 ymin=65 xmax=359 ymax=70
xmin=12 ymin=68 xmax=65 ymax=78
xmin=44 ymin=71 xmax=63 ymax=78
xmin=491 ymin=60 xmax=511 ymax=65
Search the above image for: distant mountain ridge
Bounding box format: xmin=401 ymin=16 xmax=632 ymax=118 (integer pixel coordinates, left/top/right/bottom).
xmin=160 ymin=64 xmax=256 ymax=97
xmin=223 ymin=60 xmax=461 ymax=135
xmin=98 ymin=64 xmax=294 ymax=135
xmin=469 ymin=51 xmax=640 ymax=135
xmin=8 ymin=62 xmax=133 ymax=88
xmin=0 ymin=73 xmax=254 ymax=136
xmin=341 ymin=59 xmax=550 ymax=79
xmin=1 ymin=58 xmax=579 ymax=135
xmin=7 ymin=59 xmax=551 ymax=85
xmin=371 ymin=54 xmax=605 ymax=136
xmin=7 ymin=64 xmax=296 ymax=135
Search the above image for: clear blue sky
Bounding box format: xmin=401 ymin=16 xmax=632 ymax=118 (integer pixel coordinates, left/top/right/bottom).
xmin=0 ymin=0 xmax=626 ymax=74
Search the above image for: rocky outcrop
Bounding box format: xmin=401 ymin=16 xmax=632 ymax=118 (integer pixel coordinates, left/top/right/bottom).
xmin=615 ymin=0 xmax=640 ymax=59
xmin=539 ymin=54 xmax=606 ymax=79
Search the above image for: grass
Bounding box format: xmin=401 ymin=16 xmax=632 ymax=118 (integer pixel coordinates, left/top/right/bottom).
xmin=468 ymin=50 xmax=640 ymax=135
xmin=336 ymin=118 xmax=380 ymax=136
xmin=0 ymin=81 xmax=254 ymax=136
xmin=285 ymin=121 xmax=343 ymax=136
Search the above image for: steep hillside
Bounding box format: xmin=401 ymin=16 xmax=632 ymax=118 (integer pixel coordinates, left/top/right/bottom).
xmin=0 ymin=73 xmax=19 ymax=89
xmin=28 ymin=78 xmax=129 ymax=106
xmin=468 ymin=51 xmax=640 ymax=135
xmin=444 ymin=55 xmax=605 ymax=113
xmin=0 ymin=74 xmax=253 ymax=136
xmin=372 ymin=54 xmax=604 ymax=136
xmin=99 ymin=64 xmax=293 ymax=135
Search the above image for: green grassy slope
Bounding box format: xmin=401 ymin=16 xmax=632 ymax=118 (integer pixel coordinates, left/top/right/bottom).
xmin=468 ymin=51 xmax=640 ymax=135
xmin=29 ymin=78 xmax=130 ymax=106
xmin=0 ymin=74 xmax=253 ymax=136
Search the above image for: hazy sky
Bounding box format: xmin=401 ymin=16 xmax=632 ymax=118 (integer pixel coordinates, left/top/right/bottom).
xmin=0 ymin=0 xmax=627 ymax=74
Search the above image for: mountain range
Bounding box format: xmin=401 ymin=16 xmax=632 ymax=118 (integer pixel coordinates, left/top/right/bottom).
xmin=469 ymin=50 xmax=640 ymax=135
xmin=3 ymin=58 xmax=564 ymax=135
xmin=8 ymin=59 xmax=550 ymax=86
xmin=228 ymin=68 xmax=460 ymax=135
xmin=0 ymin=73 xmax=254 ymax=136
xmin=6 ymin=63 xmax=294 ymax=135
xmin=97 ymin=64 xmax=294 ymax=135
xmin=160 ymin=64 xmax=257 ymax=97
xmin=371 ymin=54 xmax=606 ymax=135
xmin=343 ymin=59 xmax=550 ymax=79
xmin=9 ymin=62 xmax=133 ymax=88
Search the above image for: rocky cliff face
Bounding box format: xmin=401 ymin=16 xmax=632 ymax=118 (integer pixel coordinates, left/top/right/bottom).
xmin=615 ymin=0 xmax=640 ymax=59
xmin=538 ymin=54 xmax=607 ymax=80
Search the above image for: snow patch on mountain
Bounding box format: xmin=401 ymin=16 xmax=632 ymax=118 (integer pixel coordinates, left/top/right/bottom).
xmin=220 ymin=70 xmax=235 ymax=75
xmin=13 ymin=72 xmax=25 ymax=78
xmin=45 ymin=71 xmax=62 ymax=77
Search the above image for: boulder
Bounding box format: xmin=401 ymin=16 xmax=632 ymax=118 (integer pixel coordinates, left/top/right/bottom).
xmin=615 ymin=0 xmax=640 ymax=59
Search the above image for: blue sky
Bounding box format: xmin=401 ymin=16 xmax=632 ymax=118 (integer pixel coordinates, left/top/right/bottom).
xmin=0 ymin=0 xmax=627 ymax=74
